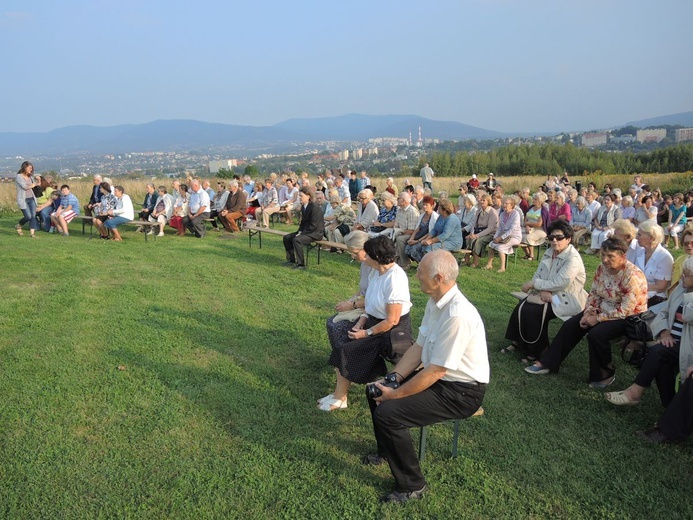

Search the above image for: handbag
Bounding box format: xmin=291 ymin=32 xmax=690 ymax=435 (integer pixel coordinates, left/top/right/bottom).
xmin=511 ymin=291 xmax=544 ymax=305
xmin=517 ymin=298 xmax=549 ymax=344
xmin=336 ymin=223 xmax=351 ymax=236
xmin=624 ymin=313 xmax=653 ymax=343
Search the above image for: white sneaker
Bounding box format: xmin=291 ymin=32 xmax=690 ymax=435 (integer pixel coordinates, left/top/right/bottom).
xmin=157 ymin=232 xmax=165 ymax=237
xmin=146 ymin=229 xmax=154 ymax=235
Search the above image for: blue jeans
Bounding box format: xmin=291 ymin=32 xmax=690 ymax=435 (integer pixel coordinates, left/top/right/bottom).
xmin=38 ymin=205 xmax=53 ymax=231
xmin=18 ymin=198 xmax=39 ymax=231
xmin=104 ymin=216 xmax=131 ymax=229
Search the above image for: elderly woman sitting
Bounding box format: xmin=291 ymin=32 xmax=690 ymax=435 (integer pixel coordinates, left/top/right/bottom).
xmin=458 ymin=193 xmax=478 ymax=248
xmin=571 ymin=196 xmax=592 ymax=249
xmin=548 ymin=190 xmax=571 ymax=225
xmin=520 ymin=191 xmax=548 ymax=261
xmin=404 ymin=196 xmax=438 ymax=265
xmin=148 ymin=186 xmax=174 ymax=237
xmin=102 ymin=185 xmax=134 ymax=241
xmin=368 ymin=192 xmax=398 ymax=238
xmin=611 ymin=218 xmax=639 ymax=263
xmin=586 ymin=193 xmax=622 ymax=255
xmin=485 ymin=196 xmax=522 ymax=272
xmin=503 ymin=220 xmax=587 ymax=363
xmin=606 ymin=257 xmax=693 ymax=407
xmin=526 ymin=237 xmax=648 ymax=388
xmin=320 ymin=236 xmax=413 ymax=411
xmin=325 ymin=194 xmax=356 ymax=246
xmin=419 ymin=199 xmax=462 ymax=256
xmin=633 ymin=220 xmax=673 ymax=308
xmin=465 ymin=193 xmax=499 ymax=268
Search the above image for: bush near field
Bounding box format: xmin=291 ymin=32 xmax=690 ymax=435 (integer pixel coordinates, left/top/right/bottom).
xmin=1 ymin=171 xmax=693 ymax=214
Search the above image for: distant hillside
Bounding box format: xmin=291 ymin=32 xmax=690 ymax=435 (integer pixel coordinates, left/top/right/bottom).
xmin=624 ymin=111 xmax=693 ymax=128
xmin=273 ymin=113 xmax=505 ymax=141
xmin=0 ymin=120 xmax=297 ymax=155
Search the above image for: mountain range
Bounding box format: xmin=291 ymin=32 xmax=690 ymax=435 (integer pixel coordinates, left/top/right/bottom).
xmin=1 ymin=112 xmax=692 ymax=156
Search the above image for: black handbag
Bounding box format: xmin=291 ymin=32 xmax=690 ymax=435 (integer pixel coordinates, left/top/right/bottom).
xmin=624 ymin=313 xmax=653 ymax=343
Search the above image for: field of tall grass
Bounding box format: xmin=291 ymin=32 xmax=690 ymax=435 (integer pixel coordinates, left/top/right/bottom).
xmin=2 ymin=171 xmax=692 ymax=214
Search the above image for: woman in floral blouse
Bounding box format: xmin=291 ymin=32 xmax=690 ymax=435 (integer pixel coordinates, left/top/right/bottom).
xmin=525 ymin=236 xmax=648 ymax=389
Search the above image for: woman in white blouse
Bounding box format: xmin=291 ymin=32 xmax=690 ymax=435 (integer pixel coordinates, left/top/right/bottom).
xmin=320 ymin=236 xmax=413 ymax=411
xmin=634 ymin=220 xmax=674 ymax=307
xmin=103 ymin=185 xmax=134 ymax=241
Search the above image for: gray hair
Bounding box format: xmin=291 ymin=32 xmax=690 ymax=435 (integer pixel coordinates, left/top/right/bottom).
xmin=422 ymin=250 xmax=459 ymax=283
xmin=381 ymin=192 xmax=396 ymax=204
xmin=638 ymin=220 xmax=664 ymax=245
xmin=398 ymin=192 xmax=411 ymax=203
xmin=344 ymin=230 xmax=370 ymax=250
xmin=463 ymin=194 xmax=477 ymax=207
xmin=228 ymin=180 xmax=239 ymax=188
xmin=683 ymin=256 xmax=693 ymax=273
xmin=576 ymin=196 xmax=586 ymax=206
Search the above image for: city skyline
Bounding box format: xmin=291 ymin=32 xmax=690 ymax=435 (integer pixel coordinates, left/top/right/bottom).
xmin=2 ymin=0 xmax=692 ymax=134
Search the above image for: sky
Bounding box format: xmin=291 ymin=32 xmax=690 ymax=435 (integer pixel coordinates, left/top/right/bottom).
xmin=1 ymin=0 xmax=692 ymax=134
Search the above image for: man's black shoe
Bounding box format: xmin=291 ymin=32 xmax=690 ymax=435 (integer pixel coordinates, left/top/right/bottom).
xmin=635 ymin=427 xmax=675 ymax=444
xmin=292 ymin=264 xmax=306 ymax=270
xmin=282 ymin=261 xmax=295 ymax=267
xmin=361 ymin=453 xmax=387 ymax=466
xmin=379 ymin=485 xmax=426 ymax=504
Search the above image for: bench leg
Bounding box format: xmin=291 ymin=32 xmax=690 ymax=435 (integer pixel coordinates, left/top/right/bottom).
xmin=418 ymin=426 xmax=427 ymax=462
xmin=452 ymin=420 xmax=460 ymax=458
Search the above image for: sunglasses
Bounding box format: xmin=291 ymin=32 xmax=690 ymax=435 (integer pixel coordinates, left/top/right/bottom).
xmin=547 ymin=235 xmax=567 ymax=241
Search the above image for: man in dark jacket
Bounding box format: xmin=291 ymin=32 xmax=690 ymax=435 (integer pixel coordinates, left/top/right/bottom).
xmin=219 ymin=180 xmax=247 ymax=235
xmin=283 ymin=186 xmax=325 ymax=270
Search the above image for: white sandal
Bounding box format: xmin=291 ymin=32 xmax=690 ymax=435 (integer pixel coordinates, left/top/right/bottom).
xmin=318 ymin=397 xmax=347 ymax=412
xmin=317 ymin=393 xmax=334 ymax=405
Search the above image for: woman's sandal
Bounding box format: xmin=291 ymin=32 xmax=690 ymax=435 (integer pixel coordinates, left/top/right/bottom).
xmin=522 ymin=256 xmax=534 ymax=261
xmin=500 ymin=345 xmax=517 ymax=354
xmin=15 ymin=224 xmax=23 ymax=236
xmin=605 ymin=391 xmax=640 ymax=406
xmin=318 ymin=397 xmax=347 ymax=412
xmin=317 ymin=394 xmax=334 ymax=405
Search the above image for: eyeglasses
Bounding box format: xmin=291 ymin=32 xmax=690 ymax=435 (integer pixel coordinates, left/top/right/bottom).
xmin=547 ymin=235 xmax=567 ymax=241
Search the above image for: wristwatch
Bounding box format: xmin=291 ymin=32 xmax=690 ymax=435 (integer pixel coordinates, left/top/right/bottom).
xmin=366 ymin=328 xmax=373 ymax=337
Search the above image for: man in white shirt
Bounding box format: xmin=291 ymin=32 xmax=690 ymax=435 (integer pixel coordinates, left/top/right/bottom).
xmin=393 ymin=192 xmax=420 ymax=269
xmin=334 ymin=176 xmax=351 ymax=205
xmin=364 ymin=250 xmax=490 ymax=504
xmin=183 ymin=179 xmax=211 ymax=238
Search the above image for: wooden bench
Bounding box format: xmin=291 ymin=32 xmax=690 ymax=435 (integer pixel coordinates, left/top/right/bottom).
xmin=246 ymin=224 xmax=349 ymax=267
xmin=124 ymin=220 xmax=160 ymax=241
xmin=75 ymin=215 xmax=95 ymax=236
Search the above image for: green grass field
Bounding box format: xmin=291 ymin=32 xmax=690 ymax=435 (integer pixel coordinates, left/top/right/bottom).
xmin=1 ymin=216 xmax=692 ymax=519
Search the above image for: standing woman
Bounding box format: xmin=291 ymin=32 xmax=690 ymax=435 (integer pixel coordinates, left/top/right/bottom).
xmin=103 ymin=186 xmax=134 ymax=241
xmin=15 ymin=161 xmax=38 ymax=238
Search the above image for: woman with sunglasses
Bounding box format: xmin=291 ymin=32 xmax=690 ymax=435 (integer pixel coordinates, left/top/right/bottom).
xmin=525 ymin=237 xmax=648 ymax=388
xmin=502 ymin=220 xmax=587 ymax=364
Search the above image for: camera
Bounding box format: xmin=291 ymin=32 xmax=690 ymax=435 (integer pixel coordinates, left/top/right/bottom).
xmin=365 ymin=372 xmax=400 ymax=399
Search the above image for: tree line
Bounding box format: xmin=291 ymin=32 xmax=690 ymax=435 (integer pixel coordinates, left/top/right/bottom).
xmin=418 ymin=142 xmax=693 ymax=178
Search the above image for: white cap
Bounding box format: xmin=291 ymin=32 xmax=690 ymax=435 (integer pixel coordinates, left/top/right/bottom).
xmin=472 ymin=174 xmax=477 ymax=179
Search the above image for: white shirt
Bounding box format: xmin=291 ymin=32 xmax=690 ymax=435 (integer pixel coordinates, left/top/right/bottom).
xmin=634 ymin=244 xmax=674 ymax=298
xmin=113 ymin=194 xmax=135 ymax=220
xmin=189 ymin=187 xmax=211 ymax=214
xmin=417 ymin=285 xmax=490 ymax=384
xmin=364 ymin=265 xmax=412 ymax=319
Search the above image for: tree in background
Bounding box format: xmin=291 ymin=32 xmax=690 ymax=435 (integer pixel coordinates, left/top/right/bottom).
xmin=244 ymin=165 xmax=259 ymax=177
xmin=216 ymin=167 xmax=235 ymax=179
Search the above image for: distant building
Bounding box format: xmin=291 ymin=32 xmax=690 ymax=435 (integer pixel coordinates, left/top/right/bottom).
xmin=352 ymin=148 xmax=363 ymax=160
xmin=581 ymin=132 xmax=608 ymax=147
xmin=675 ymin=128 xmax=693 ymax=143
xmin=367 ymin=147 xmax=379 ymax=156
xmin=208 ymin=159 xmax=238 ymax=173
xmin=636 ymin=128 xmax=666 ymax=143
xmin=338 ymin=150 xmax=349 ymax=161
xmin=610 ymin=134 xmax=636 ymax=144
